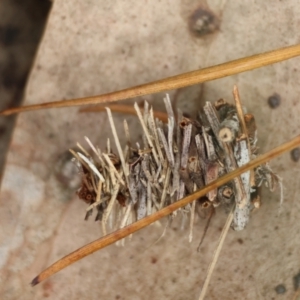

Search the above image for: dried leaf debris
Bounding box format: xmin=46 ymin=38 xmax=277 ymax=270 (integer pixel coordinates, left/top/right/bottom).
xmin=72 ymin=90 xmax=281 ymax=240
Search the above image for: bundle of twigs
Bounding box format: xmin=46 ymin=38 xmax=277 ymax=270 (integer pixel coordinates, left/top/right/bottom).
xmin=72 ymin=88 xmax=280 ymax=242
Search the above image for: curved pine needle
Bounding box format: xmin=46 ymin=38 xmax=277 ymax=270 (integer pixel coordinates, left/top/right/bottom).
xmin=2 ymin=44 xmax=300 ymax=116
xmin=80 ymin=104 xmax=169 ymax=123
xmin=31 ymin=134 xmax=300 ymax=286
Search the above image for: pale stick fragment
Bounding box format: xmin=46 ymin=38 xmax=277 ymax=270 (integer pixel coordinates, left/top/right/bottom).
xmin=106 ymin=108 xmax=129 ymax=178
xmin=102 ymin=154 xmax=116 ymax=187
xmin=148 ymin=107 xmax=165 ymax=162
xmin=164 ymin=94 xmax=175 ymax=166
xmin=141 ymin=102 xmax=149 ymax=147
xmin=154 ymin=161 xmax=162 ymax=181
xmin=170 ymin=111 xmax=182 ymax=197
xmin=179 ymin=167 xmax=194 ymax=195
xmin=160 ymin=167 xmax=171 ymax=209
xmin=202 ymin=121 xmax=220 ymax=203
xmin=233 ymin=86 xmax=256 ymax=188
xmin=102 ymin=153 xmax=125 ymax=186
xmin=123 ymin=119 xmax=131 ymax=149
xmin=224 ymin=142 xmax=248 ymax=230
xmin=177 ymin=181 xmax=185 ymax=201
xmin=94 ymin=147 xmax=106 ymax=168
xmin=84 ymin=136 xmax=106 ymax=173
xmin=203 ymin=102 xmax=224 ymax=148
xmin=171 ymin=155 xmax=180 ymax=197
xmin=151 ymin=193 xmax=161 ymax=211
xmin=137 ymin=184 xmax=147 ymax=220
xmin=205 ymin=161 xmax=219 ymax=202
xmin=141 ymin=159 xmax=154 ymax=183
xmin=69 ymin=149 xmax=90 ymax=171
xmin=198 ymin=205 xmax=235 ymax=300
xmin=232 ymin=137 xmax=251 ymax=230
xmin=120 ymin=202 xmax=133 ymax=230
xmin=231 ymin=88 xmax=253 ymax=230
xmin=134 ymin=102 xmax=160 ymax=166
xmin=188 ymin=183 xmax=197 ymax=243
xmin=233 ymin=86 xmax=249 ymax=147
xmin=128 ymin=173 xmax=138 ymax=204
xmin=147 ymin=181 xmax=152 ymax=216
xmin=195 ymin=133 xmax=206 ymax=175
xmin=176 ymin=110 xmax=182 ymax=144
xmin=143 ymin=101 xmax=149 ymax=122
xmin=157 ymin=127 xmax=173 ymax=166
xmin=149 ymin=163 xmax=162 ymax=192
xmin=76 ymin=142 xmax=90 ymax=157
xmin=102 ymin=183 xmax=121 ymax=226
xmin=84 ymin=136 xmax=102 ymax=162
xmin=218 ymin=104 xmax=240 ymax=143
xmin=202 ymin=129 xmax=217 ymax=161
xmin=101 ymin=218 xmax=107 ymax=237
xmin=77 ymin=152 xmax=105 ymax=182
xmin=234 ymin=137 xmax=251 ymax=196
xmin=181 ymin=123 xmax=192 ymax=169
xmin=164 ymin=94 xmax=175 ymax=120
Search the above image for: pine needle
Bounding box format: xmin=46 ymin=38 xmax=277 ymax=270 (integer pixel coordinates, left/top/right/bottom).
xmin=31 ymin=134 xmax=300 ymax=285
xmin=2 ymin=44 xmax=300 ymax=115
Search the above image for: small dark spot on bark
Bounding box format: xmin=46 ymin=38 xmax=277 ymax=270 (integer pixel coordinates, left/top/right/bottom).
xmin=275 ymin=284 xmax=286 ymax=294
xmin=291 ymin=147 xmax=300 ymax=162
xmin=189 ymin=7 xmax=220 ymax=37
xmin=268 ymin=93 xmax=281 ymax=109
xmin=151 ymin=257 xmax=157 ymax=264
xmin=237 ymin=238 xmax=243 ymax=244
xmin=115 ymin=295 xmax=121 ymax=300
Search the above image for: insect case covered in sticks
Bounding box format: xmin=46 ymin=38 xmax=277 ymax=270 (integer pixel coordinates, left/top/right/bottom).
xmin=73 ymin=89 xmax=280 ymax=240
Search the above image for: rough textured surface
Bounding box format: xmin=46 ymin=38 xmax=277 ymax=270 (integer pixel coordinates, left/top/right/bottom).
xmin=1 ymin=0 xmax=300 ymax=299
